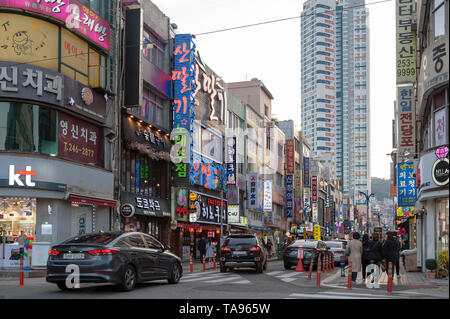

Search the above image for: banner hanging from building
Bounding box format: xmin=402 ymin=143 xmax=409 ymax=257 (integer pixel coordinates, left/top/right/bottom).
xmin=285 ymin=174 xmax=294 ymax=218
xmin=226 ymin=137 xmax=237 ymax=185
xmin=397 ymin=85 xmax=416 ymax=157
xmin=397 ymin=162 xmax=417 ymax=207
xmin=311 ymin=176 xmax=318 ymax=202
xmin=263 ymin=180 xmax=272 ymax=211
xmin=303 ymin=157 xmax=310 ymax=187
xmin=286 ymin=139 xmax=295 ymax=175
xmin=248 ymin=173 xmax=258 ymax=210
xmin=395 ymin=0 xmax=416 ymax=84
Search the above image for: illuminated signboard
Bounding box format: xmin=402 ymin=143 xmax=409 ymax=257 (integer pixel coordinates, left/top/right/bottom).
xmin=303 ymin=157 xmax=310 ymax=187
xmin=0 ymin=0 xmax=110 ymax=50
xmin=311 ymin=176 xmax=318 ymax=202
xmin=397 ymin=162 xmax=417 ymax=207
xmin=286 ymin=174 xmax=294 ymax=218
xmin=172 ymin=34 xmax=196 ymax=181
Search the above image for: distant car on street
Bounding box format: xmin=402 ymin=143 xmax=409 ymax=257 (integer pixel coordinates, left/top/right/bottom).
xmin=219 ymin=233 xmax=268 ymax=273
xmin=46 ymin=231 xmax=182 ymax=291
xmin=283 ymin=240 xmax=329 ymax=270
xmin=325 ymin=240 xmax=347 ymax=265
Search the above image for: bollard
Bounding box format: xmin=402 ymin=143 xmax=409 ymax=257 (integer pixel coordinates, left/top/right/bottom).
xmin=203 ymin=255 xmax=206 ymax=272
xmin=326 ymin=255 xmax=330 ymax=272
xmin=213 ymin=253 xmax=216 ymax=271
xmin=190 ymin=254 xmax=193 ymax=273
xmin=347 ymin=260 xmax=352 ymax=290
xmin=340 ymin=256 xmax=345 ymax=277
xmin=308 ymin=258 xmax=314 ymax=280
xmin=316 ymin=255 xmax=322 ymax=287
xmin=387 ymin=262 xmax=393 ymax=295
xmin=19 ymin=251 xmax=24 ymax=287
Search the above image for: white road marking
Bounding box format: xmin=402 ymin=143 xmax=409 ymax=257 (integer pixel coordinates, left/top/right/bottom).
xmin=207 ymin=275 xmax=243 ymax=283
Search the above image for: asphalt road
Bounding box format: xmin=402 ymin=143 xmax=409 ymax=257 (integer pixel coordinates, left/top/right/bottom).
xmin=0 ymin=260 xmax=445 ymax=299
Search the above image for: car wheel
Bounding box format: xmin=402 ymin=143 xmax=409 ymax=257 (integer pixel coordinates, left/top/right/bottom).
xmin=56 ymin=282 xmax=71 ymax=291
xmin=220 ymin=265 xmax=227 ymax=272
xmin=168 ymin=262 xmax=182 ymax=284
xmin=119 ymin=265 xmax=137 ymax=291
xmin=284 ymin=263 xmax=291 ymax=270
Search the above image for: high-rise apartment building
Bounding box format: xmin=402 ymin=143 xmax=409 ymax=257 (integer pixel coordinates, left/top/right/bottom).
xmin=301 ymin=0 xmax=370 ymax=204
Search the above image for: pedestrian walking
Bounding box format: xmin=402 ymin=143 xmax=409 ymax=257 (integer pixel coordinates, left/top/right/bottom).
xmin=401 ymin=238 xmax=409 ymax=269
xmin=205 ymin=238 xmax=215 ymax=262
xmin=368 ymin=232 xmax=383 ymax=268
xmin=348 ymin=232 xmax=363 ymax=282
xmin=361 ymin=234 xmax=371 ymax=280
xmin=266 ymin=238 xmax=273 ymax=259
xmin=198 ymin=235 xmax=207 ymax=263
xmin=382 ymin=232 xmax=401 ymax=280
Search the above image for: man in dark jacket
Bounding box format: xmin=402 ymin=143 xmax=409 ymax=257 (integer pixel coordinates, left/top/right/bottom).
xmin=382 ymin=232 xmax=401 ymax=279
xmin=198 ymin=236 xmax=207 ymax=263
xmin=368 ymin=233 xmax=383 ymax=266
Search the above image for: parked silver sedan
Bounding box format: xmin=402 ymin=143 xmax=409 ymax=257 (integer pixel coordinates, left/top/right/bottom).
xmin=325 ymin=241 xmax=347 ymax=265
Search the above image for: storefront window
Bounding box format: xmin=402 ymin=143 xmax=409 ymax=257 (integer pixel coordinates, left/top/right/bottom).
xmin=436 ymin=198 xmax=449 ymax=255
xmin=0 ymin=102 xmax=58 ymax=155
xmin=0 ymin=198 xmax=36 ymax=241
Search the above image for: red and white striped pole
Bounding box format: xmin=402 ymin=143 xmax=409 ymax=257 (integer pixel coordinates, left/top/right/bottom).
xmin=213 ymin=253 xmax=216 ymax=271
xmin=19 ymin=250 xmax=24 ymax=287
xmin=190 ymin=253 xmax=193 ymax=273
xmin=387 ymin=262 xmax=393 ymax=295
xmin=347 ymin=260 xmax=352 ymax=290
xmin=203 ymin=255 xmax=206 ymax=272
xmin=308 ymin=258 xmax=314 ymax=280
xmin=316 ymin=255 xmax=322 ymax=287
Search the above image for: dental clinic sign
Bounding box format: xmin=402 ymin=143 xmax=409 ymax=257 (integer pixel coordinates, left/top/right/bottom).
xmin=0 ymin=164 xmax=67 ymax=191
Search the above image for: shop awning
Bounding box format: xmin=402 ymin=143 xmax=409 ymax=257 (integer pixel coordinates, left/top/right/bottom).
xmin=69 ymin=195 xmax=116 ymax=207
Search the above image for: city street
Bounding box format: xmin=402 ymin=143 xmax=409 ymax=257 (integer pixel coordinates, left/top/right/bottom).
xmin=1 ymin=261 xmax=447 ymax=299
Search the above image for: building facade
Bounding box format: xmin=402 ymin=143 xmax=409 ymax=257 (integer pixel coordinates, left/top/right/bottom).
xmin=0 ymin=0 xmax=119 ymax=267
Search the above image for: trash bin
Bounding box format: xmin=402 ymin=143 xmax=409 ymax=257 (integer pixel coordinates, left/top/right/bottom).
xmin=401 ymin=249 xmax=420 ymax=272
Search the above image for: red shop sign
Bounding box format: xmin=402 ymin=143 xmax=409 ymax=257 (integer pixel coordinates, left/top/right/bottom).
xmin=58 ymin=112 xmax=102 ymax=166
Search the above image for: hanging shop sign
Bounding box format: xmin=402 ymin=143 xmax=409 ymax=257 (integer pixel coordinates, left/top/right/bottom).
xmin=339 ymin=205 xmax=344 ymax=222
xmin=311 ymin=176 xmax=318 ymax=203
xmin=189 ymin=191 xmax=227 ymax=225
xmin=0 ymin=0 xmax=110 ymax=50
xmin=248 ymin=173 xmax=258 ymax=210
xmin=312 ymin=203 xmax=318 ymax=223
xmin=397 ymin=206 xmax=414 ymax=217
xmin=397 ymin=162 xmax=417 ymax=207
xmin=295 ymin=165 xmax=302 ymax=198
xmin=172 ymin=34 xmax=196 ymax=184
xmin=397 ymin=85 xmax=416 ymax=157
xmin=175 ymin=188 xmax=189 ymax=222
xmin=226 ymin=137 xmax=237 ymax=185
xmin=313 ymin=224 xmax=321 ymax=240
xmin=285 ymin=174 xmax=294 ymax=218
xmin=286 ymin=139 xmax=295 ymax=175
xmin=303 ymin=157 xmax=310 ymax=187
xmin=58 ymin=112 xmax=102 ymax=166
xmin=121 ymin=191 xmax=170 ymax=218
xmin=418 ymin=146 xmax=449 ymax=197
xmin=228 ymin=204 xmax=240 ymax=224
xmin=120 ymin=203 xmax=135 ymax=218
xmin=263 ymin=180 xmax=272 ymax=211
xmin=432 ymin=146 xmax=449 ymax=186
xmin=395 ymin=0 xmax=416 ymax=84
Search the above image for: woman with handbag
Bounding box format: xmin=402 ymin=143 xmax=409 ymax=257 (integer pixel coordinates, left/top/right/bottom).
xmin=348 ymin=232 xmax=363 ymax=282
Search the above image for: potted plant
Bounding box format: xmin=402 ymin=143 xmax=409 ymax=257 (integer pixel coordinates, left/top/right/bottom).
xmin=438 ymin=250 xmax=449 ymax=279
xmin=425 ymin=259 xmax=437 ymax=279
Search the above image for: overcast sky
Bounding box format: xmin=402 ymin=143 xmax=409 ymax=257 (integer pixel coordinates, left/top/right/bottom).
xmin=151 ymin=0 xmax=396 ymax=180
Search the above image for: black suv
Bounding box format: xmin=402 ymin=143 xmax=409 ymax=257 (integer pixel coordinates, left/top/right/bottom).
xmin=219 ymin=234 xmax=268 ymax=273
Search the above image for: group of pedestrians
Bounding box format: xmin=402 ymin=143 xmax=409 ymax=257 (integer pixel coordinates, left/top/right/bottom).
xmin=197 ymin=235 xmax=216 ymax=263
xmin=347 ymin=231 xmax=402 ymax=282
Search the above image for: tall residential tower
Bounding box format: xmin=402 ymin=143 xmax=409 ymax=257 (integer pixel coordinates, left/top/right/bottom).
xmin=301 ymin=0 xmax=371 ymax=205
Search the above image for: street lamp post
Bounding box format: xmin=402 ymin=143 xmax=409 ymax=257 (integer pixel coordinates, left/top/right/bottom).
xmin=359 ymin=191 xmax=375 ymax=234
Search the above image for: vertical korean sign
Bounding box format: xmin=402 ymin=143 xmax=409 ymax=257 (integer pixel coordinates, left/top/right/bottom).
xmin=396 ymin=0 xmax=416 ymax=84
xmin=248 ymin=173 xmax=258 ymax=210
xmin=397 ymin=162 xmax=417 ymax=207
xmin=303 ymin=157 xmax=310 ymax=187
xmin=397 ymin=85 xmax=416 ymax=156
xmin=263 ymin=181 xmax=272 ymax=211
xmin=226 ymin=137 xmax=237 ymax=185
xmin=286 ymin=174 xmax=294 ymax=218
xmin=171 ymin=34 xmax=196 ymax=184
xmin=286 ymin=139 xmax=295 ymax=175
xmin=311 ymin=176 xmax=318 ymax=203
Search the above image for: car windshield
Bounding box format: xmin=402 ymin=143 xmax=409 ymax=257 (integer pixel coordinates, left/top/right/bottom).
xmin=63 ymin=233 xmax=120 ymax=245
xmin=325 ymin=242 xmax=343 ymax=248
xmin=224 ymin=236 xmax=257 ymax=247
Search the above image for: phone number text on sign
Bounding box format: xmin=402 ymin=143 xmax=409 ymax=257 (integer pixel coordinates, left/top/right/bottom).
xmin=58 ymin=112 xmax=101 ymax=166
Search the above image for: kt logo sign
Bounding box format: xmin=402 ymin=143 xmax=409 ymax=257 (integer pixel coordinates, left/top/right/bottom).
xmin=9 ymin=165 xmax=36 ymax=187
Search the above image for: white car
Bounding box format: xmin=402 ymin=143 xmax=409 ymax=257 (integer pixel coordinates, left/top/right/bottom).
xmin=325 ymin=241 xmax=347 ymax=265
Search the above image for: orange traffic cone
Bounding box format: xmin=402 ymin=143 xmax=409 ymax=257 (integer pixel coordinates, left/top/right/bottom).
xmin=295 ymin=257 xmax=305 ymax=272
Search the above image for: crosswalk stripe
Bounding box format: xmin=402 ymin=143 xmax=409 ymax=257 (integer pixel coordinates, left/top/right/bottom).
xmin=207 ymin=276 xmax=243 ymax=283
xmin=267 ymin=271 xmax=285 ymax=276
xmin=183 ymin=271 xmax=218 ymax=278
xmin=322 ymin=291 xmax=394 ymax=298
xmin=290 ymin=293 xmax=367 ymax=299
xmin=277 ymin=272 xmax=302 ymax=279
xmin=233 ymin=280 xmax=251 ymax=284
xmin=282 ymin=278 xmax=298 ymax=283
xmin=181 ymin=274 xmax=226 ymax=282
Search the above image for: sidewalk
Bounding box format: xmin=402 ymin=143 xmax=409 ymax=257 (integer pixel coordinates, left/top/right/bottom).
xmin=321 ymin=261 xmax=449 ymax=298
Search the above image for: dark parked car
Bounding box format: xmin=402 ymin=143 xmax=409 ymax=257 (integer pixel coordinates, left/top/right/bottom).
xmin=219 ymin=233 xmax=268 ymax=273
xmin=283 ymin=239 xmax=329 ymax=270
xmin=46 ymin=231 xmax=182 ymax=291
